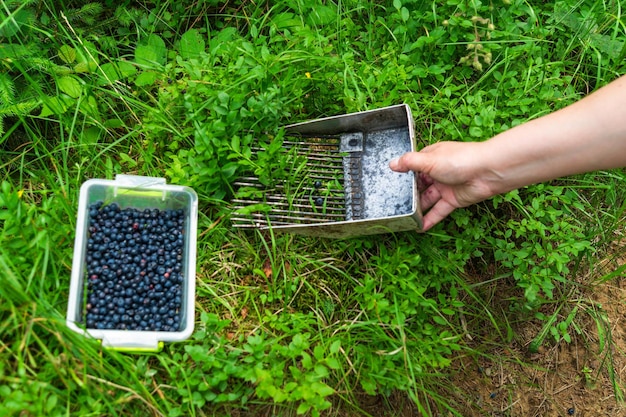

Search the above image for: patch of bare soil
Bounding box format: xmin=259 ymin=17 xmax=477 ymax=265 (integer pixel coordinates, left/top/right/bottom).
xmin=442 ymin=253 xmax=626 ymax=416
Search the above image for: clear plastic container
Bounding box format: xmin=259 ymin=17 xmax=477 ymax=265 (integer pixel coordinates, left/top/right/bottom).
xmin=67 ymin=175 xmax=198 ymax=352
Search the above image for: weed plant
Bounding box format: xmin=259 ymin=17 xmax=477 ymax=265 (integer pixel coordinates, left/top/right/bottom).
xmin=1 ymin=0 xmax=626 ymax=416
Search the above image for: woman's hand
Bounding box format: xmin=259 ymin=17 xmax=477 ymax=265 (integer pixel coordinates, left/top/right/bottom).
xmin=390 ymin=141 xmax=496 ymax=231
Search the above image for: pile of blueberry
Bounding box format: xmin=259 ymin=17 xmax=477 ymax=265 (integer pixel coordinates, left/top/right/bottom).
xmin=83 ymin=201 xmax=185 ymax=332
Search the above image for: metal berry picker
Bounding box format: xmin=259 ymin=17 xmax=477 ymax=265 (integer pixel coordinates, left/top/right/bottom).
xmin=232 ymin=104 xmax=423 ymax=238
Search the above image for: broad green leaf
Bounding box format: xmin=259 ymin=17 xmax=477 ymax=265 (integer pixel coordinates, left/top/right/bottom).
xmin=213 ymin=105 xmax=228 ymax=116
xmin=57 ymin=76 xmax=82 ymax=98
xmin=134 ymin=71 xmax=158 ymax=87
xmin=469 ymin=126 xmax=483 ymax=138
xmin=301 ymin=351 xmax=312 ymax=369
xmin=73 ymin=62 xmax=90 ymax=73
xmin=40 ymin=96 xmax=72 ymax=117
xmin=218 ymin=91 xmax=229 ymax=104
xmin=312 ymin=381 xmax=334 ymax=396
xmin=119 ymin=153 xmax=138 ymax=167
xmin=58 ymin=45 xmax=76 ymax=64
xmin=589 ymin=33 xmax=624 ymax=60
xmin=81 ymin=126 xmax=102 ymax=144
xmin=313 ymin=344 xmax=325 ymax=361
xmin=325 ymin=357 xmax=340 ymax=370
xmin=49 ymin=65 xmax=73 ymax=76
xmin=220 ymin=163 xmax=237 ymax=178
xmin=0 ymin=209 xmax=12 ymax=220
xmin=45 ymin=394 xmax=58 ymax=412
xmin=401 ymin=7 xmax=410 ymax=22
xmin=135 ymin=34 xmax=167 ymax=67
xmin=271 ymin=13 xmax=299 ymax=30
xmin=562 ymin=331 xmax=571 ymax=343
xmin=179 ymin=29 xmax=205 ymax=60
xmin=234 ymin=204 xmax=271 ymax=216
xmin=104 ymin=119 xmax=125 ymax=128
xmin=314 ymin=364 xmax=329 ymax=378
xmin=98 ymin=61 xmax=137 ymax=85
xmin=184 ymin=345 xmax=208 ymax=362
xmin=231 ymin=136 xmax=240 ymax=153
xmin=296 ymin=403 xmax=311 ymax=415
xmin=117 ymin=61 xmax=138 ymax=77
xmin=74 ymin=41 xmax=99 ymax=73
xmin=79 ymin=95 xmax=99 ymax=118
xmin=306 ymin=5 xmax=337 ymax=26
xmin=214 ymin=27 xmax=238 ymax=45
xmin=135 ymin=45 xmax=161 ymax=66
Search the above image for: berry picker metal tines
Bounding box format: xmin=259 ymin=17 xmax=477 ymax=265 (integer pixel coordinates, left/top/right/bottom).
xmin=67 ymin=175 xmax=198 ymax=352
xmin=231 ymin=104 xmax=423 ymax=238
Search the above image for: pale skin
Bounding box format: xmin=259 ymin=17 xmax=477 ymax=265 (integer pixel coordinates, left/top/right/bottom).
xmin=389 ymin=75 xmax=626 ymax=231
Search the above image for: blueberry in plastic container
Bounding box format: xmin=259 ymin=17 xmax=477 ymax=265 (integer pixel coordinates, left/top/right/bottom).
xmin=84 ymin=203 xmax=185 ymax=332
xmin=66 ymin=175 xmax=198 ymax=352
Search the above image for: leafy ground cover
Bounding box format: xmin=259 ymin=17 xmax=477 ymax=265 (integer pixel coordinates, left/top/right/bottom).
xmin=1 ymin=0 xmax=626 ymax=415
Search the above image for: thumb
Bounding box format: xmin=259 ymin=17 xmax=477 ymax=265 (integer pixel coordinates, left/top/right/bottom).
xmin=389 ymin=151 xmax=429 ymax=173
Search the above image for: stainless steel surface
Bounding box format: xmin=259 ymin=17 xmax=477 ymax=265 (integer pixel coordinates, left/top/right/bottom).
xmin=231 ymin=104 xmax=422 ymax=238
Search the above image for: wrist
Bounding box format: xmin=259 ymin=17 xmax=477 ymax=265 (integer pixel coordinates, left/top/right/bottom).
xmin=472 ymin=131 xmax=545 ymax=198
xmin=469 ymin=140 xmax=511 ymax=198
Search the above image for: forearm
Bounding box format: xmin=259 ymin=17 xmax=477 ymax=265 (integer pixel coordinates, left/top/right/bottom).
xmin=479 ymin=75 xmax=626 ymax=195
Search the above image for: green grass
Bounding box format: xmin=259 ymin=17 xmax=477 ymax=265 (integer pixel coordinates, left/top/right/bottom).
xmin=1 ymin=0 xmax=626 ymax=415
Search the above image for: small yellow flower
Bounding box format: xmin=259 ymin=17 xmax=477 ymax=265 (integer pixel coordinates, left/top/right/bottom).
xmin=18 ymin=189 xmax=24 ymax=198
xmin=305 ymin=72 xmax=311 ymax=79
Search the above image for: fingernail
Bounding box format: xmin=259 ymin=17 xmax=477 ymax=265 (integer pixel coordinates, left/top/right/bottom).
xmin=389 ymin=158 xmax=399 ymax=168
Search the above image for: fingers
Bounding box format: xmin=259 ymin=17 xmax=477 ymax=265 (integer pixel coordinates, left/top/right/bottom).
xmin=416 ymin=183 xmax=452 ymax=231
xmin=419 ymin=184 xmax=455 ymax=231
xmin=422 ymin=198 xmax=457 ymax=232
xmin=417 ymin=172 xmax=433 ymax=193
xmin=420 ymin=184 xmax=441 ymax=211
